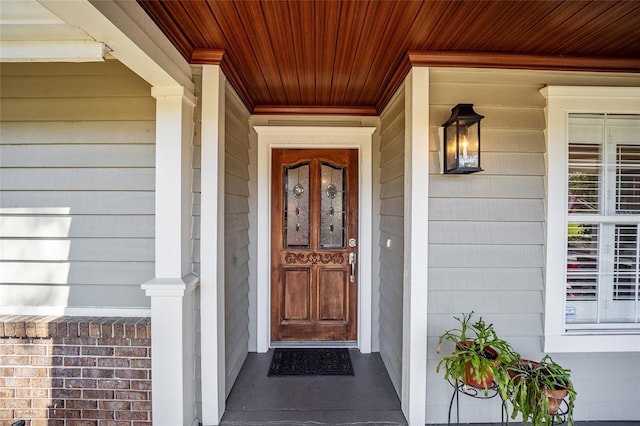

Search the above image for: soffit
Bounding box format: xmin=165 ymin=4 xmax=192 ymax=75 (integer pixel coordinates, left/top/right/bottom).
xmin=139 ymin=1 xmax=639 ymax=114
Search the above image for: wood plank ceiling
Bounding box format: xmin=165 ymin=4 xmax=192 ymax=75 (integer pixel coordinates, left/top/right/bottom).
xmin=138 ymin=0 xmax=640 ymax=115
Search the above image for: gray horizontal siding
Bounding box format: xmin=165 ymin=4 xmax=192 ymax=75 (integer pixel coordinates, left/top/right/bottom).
xmin=377 ymin=86 xmax=405 ymax=397
xmin=426 ymin=68 xmax=640 ymax=423
xmin=224 ymin=83 xmax=251 ymax=397
xmin=0 ymin=60 xmax=154 ymax=310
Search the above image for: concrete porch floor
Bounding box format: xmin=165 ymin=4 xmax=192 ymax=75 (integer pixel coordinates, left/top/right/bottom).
xmin=219 ymin=349 xmax=639 ymax=426
xmin=220 ymin=348 xmax=408 ymax=425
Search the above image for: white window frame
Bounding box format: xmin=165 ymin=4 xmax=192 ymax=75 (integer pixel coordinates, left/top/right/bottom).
xmin=541 ymin=86 xmax=640 ymax=353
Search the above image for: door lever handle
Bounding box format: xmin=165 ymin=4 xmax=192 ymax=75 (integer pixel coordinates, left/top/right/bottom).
xmin=349 ymin=252 xmax=356 ymax=283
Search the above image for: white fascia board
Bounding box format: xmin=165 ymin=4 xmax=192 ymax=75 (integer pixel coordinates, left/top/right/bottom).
xmin=0 ymin=40 xmax=105 ymax=62
xmin=38 ymin=0 xmax=193 ymax=91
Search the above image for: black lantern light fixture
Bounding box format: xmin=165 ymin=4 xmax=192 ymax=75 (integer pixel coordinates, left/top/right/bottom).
xmin=441 ymin=103 xmax=484 ymax=174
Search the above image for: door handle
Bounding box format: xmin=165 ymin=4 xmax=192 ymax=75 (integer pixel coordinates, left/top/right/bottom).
xmin=349 ymin=252 xmax=356 ymax=283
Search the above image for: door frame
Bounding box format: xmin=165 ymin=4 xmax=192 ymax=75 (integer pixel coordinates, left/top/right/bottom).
xmin=254 ymin=126 xmax=376 ymax=353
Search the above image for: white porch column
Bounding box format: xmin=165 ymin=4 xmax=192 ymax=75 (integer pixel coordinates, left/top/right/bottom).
xmin=401 ymin=67 xmax=429 ymax=426
xmin=142 ymin=86 xmax=197 ymax=426
xmin=199 ymin=65 xmax=226 ymax=425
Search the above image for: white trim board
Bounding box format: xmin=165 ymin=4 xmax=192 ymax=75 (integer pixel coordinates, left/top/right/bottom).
xmin=253 ymin=126 xmax=376 ymax=354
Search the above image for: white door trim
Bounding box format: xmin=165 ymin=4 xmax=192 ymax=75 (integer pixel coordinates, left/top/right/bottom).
xmin=254 ymin=126 xmax=376 ymax=353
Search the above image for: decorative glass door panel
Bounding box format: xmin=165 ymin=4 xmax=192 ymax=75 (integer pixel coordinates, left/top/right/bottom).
xmin=284 ymin=163 xmax=310 ymax=248
xmin=271 ymin=149 xmax=358 ymax=341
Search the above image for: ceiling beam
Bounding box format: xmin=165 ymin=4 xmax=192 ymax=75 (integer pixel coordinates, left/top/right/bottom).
xmin=407 ymin=51 xmax=640 ymax=74
xmin=0 ymin=40 xmax=105 ymax=62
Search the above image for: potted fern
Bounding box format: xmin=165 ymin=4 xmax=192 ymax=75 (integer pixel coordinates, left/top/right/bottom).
xmin=436 ymin=312 xmax=515 ymax=396
xmin=506 ymin=354 xmax=576 ymax=426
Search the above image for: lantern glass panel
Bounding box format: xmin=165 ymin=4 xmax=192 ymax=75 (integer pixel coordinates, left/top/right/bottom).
xmin=445 ymin=125 xmax=458 ymax=172
xmin=459 ymin=121 xmax=480 ymax=169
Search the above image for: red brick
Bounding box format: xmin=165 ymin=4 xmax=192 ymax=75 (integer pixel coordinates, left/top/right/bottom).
xmin=53 ymin=345 xmax=80 ymax=356
xmin=16 ymin=387 xmax=50 ymax=398
xmin=56 ymin=321 xmax=69 ymax=337
xmin=52 ymin=367 xmax=80 ymax=377
xmin=98 ymin=358 xmax=129 ymax=368
xmin=97 ymin=379 xmax=130 ymax=390
xmin=99 ymin=400 xmax=131 ymax=410
xmin=49 ymin=408 xmax=81 ymax=419
xmin=15 ymin=366 xmax=48 ymax=377
xmin=89 ymin=322 xmax=101 ymax=338
xmin=135 ymin=323 xmax=149 ymax=339
xmin=35 ymin=321 xmax=49 ymax=338
xmin=32 ymin=419 xmax=60 ymax=426
xmin=66 ymin=420 xmax=97 ymax=426
xmin=78 ymin=322 xmax=90 ymax=337
xmin=115 ymin=369 xmax=147 ymax=379
xmin=112 ymin=323 xmax=125 ymax=338
xmin=129 ymin=358 xmax=150 ymax=369
xmin=114 ymin=390 xmax=148 ymax=400
xmin=32 ymin=398 xmax=55 ymax=408
xmin=98 ymin=421 xmax=130 ymax=426
xmin=130 ymin=339 xmax=151 ymax=347
xmin=2 ymin=398 xmax=29 ymax=408
xmin=64 ymin=337 xmax=97 ymax=346
xmin=114 ymin=347 xmax=147 ymax=357
xmin=131 ymin=401 xmax=152 ymax=411
xmin=124 ymin=323 xmax=135 ymax=337
xmin=13 ymin=407 xmax=48 ymax=418
xmin=25 ymin=321 xmax=37 ymax=337
xmin=0 ymin=388 xmax=14 ymax=398
xmin=13 ymin=343 xmax=47 ymax=355
xmin=83 ymin=410 xmax=115 ymax=420
xmin=101 ymin=322 xmax=114 ymax=338
xmin=83 ymin=368 xmax=114 ymax=379
xmin=65 ymin=378 xmax=97 ymax=389
xmin=116 ymin=410 xmax=148 ymax=420
xmin=31 ymin=355 xmax=61 ymax=366
xmin=132 ymin=422 xmax=152 ymax=426
xmin=66 ymin=399 xmax=98 ymax=409
xmin=81 ymin=346 xmax=113 ymax=357
xmin=130 ymin=380 xmax=151 ymax=391
xmin=82 ymin=389 xmax=114 ymax=400
xmin=0 ymin=377 xmax=30 ymax=387
xmin=0 ymin=354 xmax=29 ymax=365
xmin=0 ymin=367 xmax=14 ymax=376
xmin=52 ymin=388 xmax=82 ymax=399
xmin=64 ymin=356 xmax=96 ymax=367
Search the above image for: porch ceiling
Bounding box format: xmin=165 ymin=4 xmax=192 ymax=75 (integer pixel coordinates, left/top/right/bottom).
xmin=137 ymin=0 xmax=640 ymax=115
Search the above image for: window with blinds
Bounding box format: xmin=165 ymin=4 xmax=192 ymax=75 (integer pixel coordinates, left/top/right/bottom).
xmin=566 ymin=114 xmax=640 ymax=326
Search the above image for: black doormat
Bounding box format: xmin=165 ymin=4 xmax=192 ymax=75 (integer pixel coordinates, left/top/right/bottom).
xmin=268 ymin=348 xmax=354 ymax=376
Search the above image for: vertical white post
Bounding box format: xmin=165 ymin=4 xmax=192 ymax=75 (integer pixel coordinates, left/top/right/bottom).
xmin=142 ymin=86 xmax=197 ymax=426
xmin=401 ymin=67 xmax=429 ymax=426
xmin=200 ymin=65 xmax=226 ymax=424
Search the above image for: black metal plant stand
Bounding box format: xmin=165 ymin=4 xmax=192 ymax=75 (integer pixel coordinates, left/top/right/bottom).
xmin=447 ymin=378 xmax=508 ymax=426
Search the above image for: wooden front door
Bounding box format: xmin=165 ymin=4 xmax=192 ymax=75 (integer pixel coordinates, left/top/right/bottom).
xmin=271 ymin=149 xmax=358 ymax=341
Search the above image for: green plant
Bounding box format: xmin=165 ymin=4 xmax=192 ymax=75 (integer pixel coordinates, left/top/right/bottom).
xmin=506 ymin=354 xmax=576 ymax=426
xmin=436 ymin=312 xmax=515 ymax=396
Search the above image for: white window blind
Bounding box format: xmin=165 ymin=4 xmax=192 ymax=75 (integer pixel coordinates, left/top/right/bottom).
xmin=566 ymin=114 xmax=640 ymax=328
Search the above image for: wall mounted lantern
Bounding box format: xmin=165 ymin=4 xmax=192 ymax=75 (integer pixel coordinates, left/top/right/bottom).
xmin=441 ymin=103 xmax=484 ymax=174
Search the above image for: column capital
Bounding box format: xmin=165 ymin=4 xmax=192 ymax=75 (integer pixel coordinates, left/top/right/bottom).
xmin=141 ymin=274 xmax=200 ymax=297
xmin=151 ymin=85 xmax=196 ymax=107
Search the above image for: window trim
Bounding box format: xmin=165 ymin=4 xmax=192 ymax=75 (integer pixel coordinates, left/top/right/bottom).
xmin=541 ymin=86 xmax=640 ymax=353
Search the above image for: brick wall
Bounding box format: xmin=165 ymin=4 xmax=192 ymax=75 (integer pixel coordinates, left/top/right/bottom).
xmin=0 ymin=316 xmax=151 ymax=426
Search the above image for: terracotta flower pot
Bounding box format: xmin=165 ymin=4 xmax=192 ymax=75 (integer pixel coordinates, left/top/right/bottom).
xmin=546 ymin=388 xmax=568 ymax=414
xmin=457 ymin=341 xmax=499 ymax=389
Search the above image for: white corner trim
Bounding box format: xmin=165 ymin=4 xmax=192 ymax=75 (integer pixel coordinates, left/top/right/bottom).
xmin=253 ymin=125 xmax=376 ymax=354
xmin=541 ymin=85 xmax=640 ymax=353
xmin=0 ymin=40 xmax=106 ymax=62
